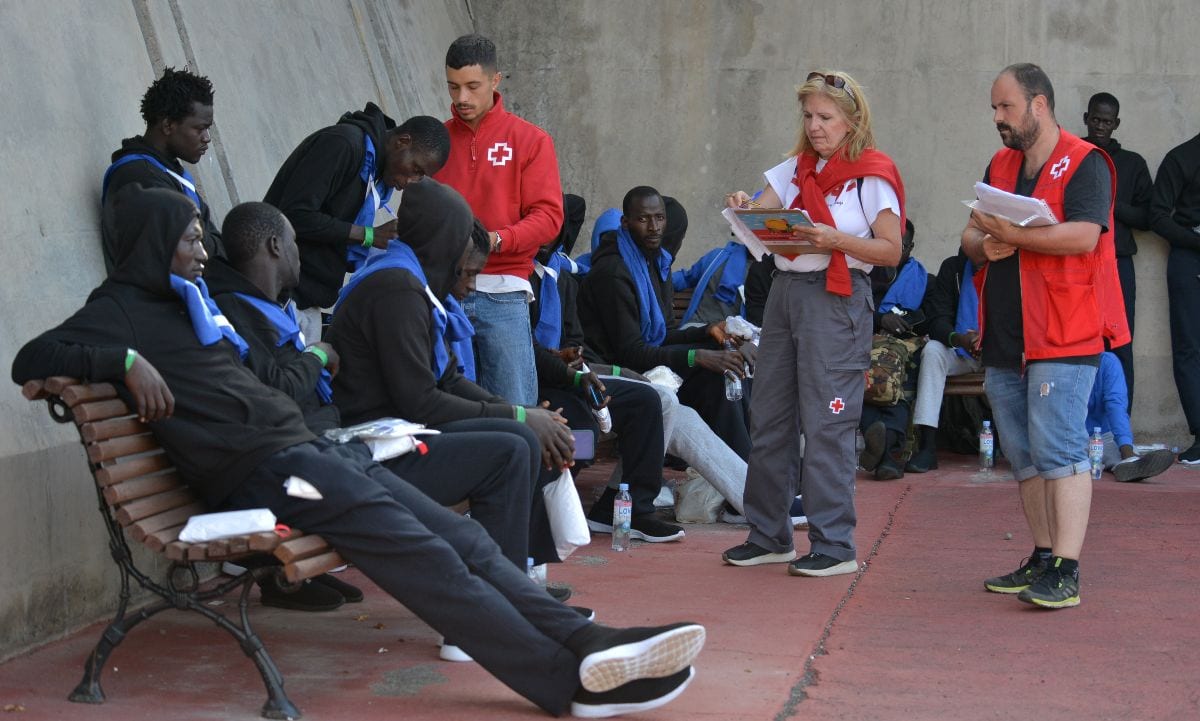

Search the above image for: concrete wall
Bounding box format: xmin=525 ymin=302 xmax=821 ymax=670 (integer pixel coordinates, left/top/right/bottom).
xmin=475 ymin=0 xmax=1200 ymax=443
xmin=0 ymin=0 xmax=472 ymax=660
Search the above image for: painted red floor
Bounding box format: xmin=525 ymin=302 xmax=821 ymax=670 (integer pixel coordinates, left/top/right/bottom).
xmin=2 ymin=455 xmax=1198 ymax=720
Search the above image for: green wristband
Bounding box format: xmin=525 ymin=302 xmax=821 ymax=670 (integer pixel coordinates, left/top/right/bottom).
xmin=948 ymin=332 xmax=957 ymax=348
xmin=125 ymin=349 xmax=137 ymax=373
xmin=611 ymin=365 xmax=621 ymax=376
xmin=688 ymin=349 xmax=697 ymax=368
xmin=514 ymin=405 xmax=527 ymax=423
xmin=362 ymin=225 xmax=374 ymax=249
xmin=573 ymin=371 xmax=583 ymax=387
xmin=305 ymin=346 xmax=329 ymax=367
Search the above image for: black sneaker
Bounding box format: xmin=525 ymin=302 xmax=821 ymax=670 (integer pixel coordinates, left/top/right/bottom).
xmin=313 ymin=573 xmax=364 ymax=602
xmin=1017 ymin=567 xmax=1080 ymax=608
xmin=1112 ymin=449 xmax=1176 ymax=482
xmin=1179 ymin=441 xmax=1200 ymax=465
xmin=631 ymin=515 xmax=685 ymax=543
xmin=873 ymin=454 xmax=905 ymax=481
xmin=983 ymin=556 xmax=1048 ymax=594
xmin=571 ymin=667 xmax=695 ymax=718
xmin=721 ymin=541 xmax=797 ymax=567
xmin=859 ymin=421 xmax=887 ymax=471
xmin=548 ymin=584 xmax=573 ymax=603
xmin=905 ymin=446 xmax=938 ymax=473
xmin=786 ymin=552 xmax=858 ymax=577
xmin=571 ymin=622 xmax=705 ymax=693
xmin=259 ymin=576 xmax=345 ymax=612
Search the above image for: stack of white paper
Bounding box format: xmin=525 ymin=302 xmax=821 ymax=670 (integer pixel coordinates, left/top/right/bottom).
xmin=964 ymin=181 xmax=1059 ymax=227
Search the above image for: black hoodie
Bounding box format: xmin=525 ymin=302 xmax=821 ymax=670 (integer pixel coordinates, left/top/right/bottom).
xmin=263 ymin=103 xmax=395 ymax=310
xmin=328 ymin=179 xmax=513 ymax=427
xmin=12 ymin=186 xmax=314 ymax=507
xmin=101 ymin=136 xmax=224 ymax=274
xmin=1094 ymin=138 xmax=1153 ymax=256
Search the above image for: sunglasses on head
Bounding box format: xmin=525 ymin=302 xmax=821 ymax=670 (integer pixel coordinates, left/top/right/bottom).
xmin=806 ymin=72 xmax=856 ymax=102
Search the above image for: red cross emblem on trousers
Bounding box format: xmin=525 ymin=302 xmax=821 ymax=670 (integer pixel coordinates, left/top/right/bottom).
xmin=487 ymin=142 xmax=514 ymax=167
xmin=829 ymin=397 xmax=845 ymax=414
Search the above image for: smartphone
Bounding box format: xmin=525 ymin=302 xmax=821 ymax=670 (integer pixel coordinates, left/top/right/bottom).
xmin=571 ymin=429 xmax=595 ymax=461
xmin=585 ymin=384 xmax=605 ymax=409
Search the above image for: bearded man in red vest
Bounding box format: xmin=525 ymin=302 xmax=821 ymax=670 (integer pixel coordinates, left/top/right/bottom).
xmin=962 ymin=63 xmax=1128 ymax=610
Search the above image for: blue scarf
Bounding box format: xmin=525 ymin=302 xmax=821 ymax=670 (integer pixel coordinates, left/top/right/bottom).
xmin=232 ymin=293 xmax=333 ymax=403
xmin=168 ymin=275 xmax=249 ymax=360
xmin=575 ymin=208 xmax=622 ymax=275
xmin=102 ymin=154 xmax=201 ymax=208
xmin=679 ymin=242 xmax=749 ymax=326
xmin=532 ymin=256 xmax=567 ymax=349
xmin=443 ymin=295 xmax=477 ymax=381
xmin=879 ymin=257 xmax=928 ymax=314
xmin=345 ymin=134 xmax=395 ymax=271
xmin=615 ymin=226 xmax=672 ymax=347
xmin=953 ymin=258 xmax=980 ymax=359
xmin=335 ymin=243 xmax=452 ymax=378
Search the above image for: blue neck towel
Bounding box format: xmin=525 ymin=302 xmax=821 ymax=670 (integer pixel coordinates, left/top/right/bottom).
xmin=680 ymin=241 xmax=750 ymax=326
xmin=345 ymin=134 xmax=395 ymax=271
xmin=232 ymin=293 xmax=333 ymax=403
xmin=615 ymin=226 xmax=672 ymax=347
xmin=574 ymin=207 xmax=622 ymax=275
xmin=335 ymin=243 xmax=452 ymax=379
xmin=103 ymin=154 xmax=201 ymax=208
xmin=443 ymin=295 xmax=477 ymax=381
xmin=532 ymin=255 xmax=568 ymax=349
xmin=879 ymin=257 xmax=928 ymax=314
xmin=168 ymin=274 xmax=249 ymax=360
xmin=953 ymin=258 xmax=979 ymax=359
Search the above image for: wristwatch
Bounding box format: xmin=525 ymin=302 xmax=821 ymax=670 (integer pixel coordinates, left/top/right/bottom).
xmin=492 ymin=231 xmax=503 ymax=252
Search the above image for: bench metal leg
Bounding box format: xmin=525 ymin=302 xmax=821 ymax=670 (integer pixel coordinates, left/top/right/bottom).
xmin=68 ymin=593 xmax=172 ymax=704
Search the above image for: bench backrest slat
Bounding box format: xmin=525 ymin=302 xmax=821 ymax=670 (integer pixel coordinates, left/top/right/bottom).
xmin=87 ymin=433 xmax=160 ymax=463
xmin=95 ymin=453 xmax=173 ymax=486
xmin=129 ymin=501 xmax=209 ymax=541
xmin=103 ymin=473 xmax=186 ymax=506
xmin=115 ymin=487 xmax=200 ymax=527
xmin=82 ymin=416 xmax=148 ymax=443
xmin=73 ymin=399 xmax=133 ymax=424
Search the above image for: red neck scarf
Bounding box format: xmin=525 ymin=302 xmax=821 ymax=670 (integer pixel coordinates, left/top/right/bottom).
xmin=790 ymin=148 xmax=906 ymax=296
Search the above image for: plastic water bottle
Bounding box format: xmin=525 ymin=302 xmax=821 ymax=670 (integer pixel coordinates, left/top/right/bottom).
xmin=1089 ymin=427 xmax=1105 ymax=480
xmin=526 ymin=556 xmax=546 ymax=588
xmin=612 ymin=483 xmax=633 ymax=552
xmin=723 ymin=340 xmax=743 ymax=401
xmin=580 ymin=363 xmax=612 ymax=432
xmin=979 ymin=421 xmax=994 ymax=473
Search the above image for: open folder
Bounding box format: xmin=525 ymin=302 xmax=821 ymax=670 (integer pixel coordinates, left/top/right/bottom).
xmin=963 ymin=181 xmax=1059 ymax=227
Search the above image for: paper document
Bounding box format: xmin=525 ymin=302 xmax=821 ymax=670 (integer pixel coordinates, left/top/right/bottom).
xmin=963 ymin=182 xmax=1058 ymax=227
xmin=722 ymin=208 xmax=825 ymax=260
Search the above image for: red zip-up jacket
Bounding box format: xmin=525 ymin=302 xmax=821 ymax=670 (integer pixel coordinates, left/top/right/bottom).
xmin=435 ymin=92 xmax=564 ymax=279
xmin=976 ymin=129 xmax=1130 ymax=362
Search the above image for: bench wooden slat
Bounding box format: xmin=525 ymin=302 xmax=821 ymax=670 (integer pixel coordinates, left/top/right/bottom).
xmin=43 ymin=376 xmax=82 ymax=395
xmin=944 ymin=372 xmax=986 ymax=397
xmin=282 ymin=551 xmax=345 ymax=584
xmin=21 ymin=379 xmax=48 ymax=401
xmin=164 ymin=540 xmax=191 ymax=562
xmin=61 ymin=383 xmax=119 ymax=406
xmin=274 ymin=535 xmax=333 ymax=564
xmin=103 ymin=474 xmax=183 ymax=505
xmin=129 ymin=502 xmax=208 ymax=541
xmin=82 ymin=416 xmax=148 ymax=443
xmin=142 ymin=523 xmax=185 ymax=552
xmin=87 ymin=433 xmax=160 ymax=463
xmin=115 ymin=487 xmax=198 ymax=526
xmin=72 ymin=399 xmax=131 ymax=424
xmin=248 ymin=531 xmax=288 ymax=552
xmin=94 ymin=453 xmax=172 ymax=486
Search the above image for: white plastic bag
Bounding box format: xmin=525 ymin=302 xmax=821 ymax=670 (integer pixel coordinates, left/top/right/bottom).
xmin=724 ymin=316 xmax=759 ymax=341
xmin=672 ymin=469 xmax=725 ymax=523
xmin=543 ymin=468 xmax=590 ymax=560
xmin=179 ymin=508 xmax=277 ymax=542
xmin=644 ymin=365 xmax=684 ymax=393
xmin=323 ymin=417 xmax=441 ymax=461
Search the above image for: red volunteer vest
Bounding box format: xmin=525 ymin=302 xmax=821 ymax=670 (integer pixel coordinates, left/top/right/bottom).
xmin=977 ymin=129 xmax=1129 ymax=361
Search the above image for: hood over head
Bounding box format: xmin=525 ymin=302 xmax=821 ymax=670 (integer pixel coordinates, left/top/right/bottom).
xmin=337 ymin=102 xmax=396 ymax=164
xmin=394 ymin=178 xmax=474 ymax=298
xmin=108 ymin=183 xmax=200 ymax=297
xmin=559 ymin=193 xmax=587 ymax=255
xmin=661 ymin=196 xmax=688 ymax=259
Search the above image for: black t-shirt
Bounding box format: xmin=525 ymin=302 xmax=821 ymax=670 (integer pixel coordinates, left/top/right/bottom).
xmin=981 ymin=149 xmax=1111 ymax=368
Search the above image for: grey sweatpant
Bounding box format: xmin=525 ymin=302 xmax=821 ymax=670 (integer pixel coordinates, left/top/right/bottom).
xmin=743 ymin=270 xmax=873 ymax=561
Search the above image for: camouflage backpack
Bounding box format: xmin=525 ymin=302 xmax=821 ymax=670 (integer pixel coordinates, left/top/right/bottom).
xmin=865 ymin=334 xmax=913 ymax=406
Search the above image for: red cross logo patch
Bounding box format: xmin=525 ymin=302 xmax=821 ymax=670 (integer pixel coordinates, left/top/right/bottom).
xmin=1049 ymin=154 xmax=1071 ymax=180
xmin=487 ymin=142 xmax=514 ymax=167
xmin=829 ymin=397 xmax=845 ymax=414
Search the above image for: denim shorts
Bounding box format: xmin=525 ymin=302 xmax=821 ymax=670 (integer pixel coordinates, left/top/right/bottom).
xmin=984 ymin=362 xmax=1098 ymax=481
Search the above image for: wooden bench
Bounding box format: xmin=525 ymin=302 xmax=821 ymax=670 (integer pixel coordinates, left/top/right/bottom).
xmin=22 ymin=377 xmax=345 ymax=720
xmin=943 ymin=371 xmax=986 ymax=397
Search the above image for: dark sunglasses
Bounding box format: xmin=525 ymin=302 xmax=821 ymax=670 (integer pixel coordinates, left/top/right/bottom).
xmin=806 ymin=72 xmax=856 ymax=103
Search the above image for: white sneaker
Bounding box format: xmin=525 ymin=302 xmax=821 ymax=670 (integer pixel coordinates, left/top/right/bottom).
xmin=222 ymin=561 xmax=248 ymax=577
xmin=652 ymin=485 xmax=675 ymax=508
xmin=438 ymin=638 xmax=474 ymax=663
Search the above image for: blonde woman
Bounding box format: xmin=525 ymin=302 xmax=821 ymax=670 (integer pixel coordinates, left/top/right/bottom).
xmin=722 ymin=70 xmax=906 ymax=576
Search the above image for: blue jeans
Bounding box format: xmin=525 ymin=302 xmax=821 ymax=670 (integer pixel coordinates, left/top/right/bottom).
xmin=985 ymin=363 xmax=1098 ymax=481
xmin=463 ymin=290 xmax=538 ymax=407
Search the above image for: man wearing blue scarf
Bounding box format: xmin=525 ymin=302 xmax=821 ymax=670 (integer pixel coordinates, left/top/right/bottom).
xmin=579 ymin=187 xmax=752 ymax=460
xmin=13 ymin=183 xmax=706 ymax=718
xmin=907 ymin=250 xmax=986 ymax=473
xmin=858 ymin=220 xmax=932 ymax=481
xmin=264 ymin=110 xmax=451 ymax=342
xmin=101 ymin=67 xmax=225 ymax=275
xmin=671 ymin=241 xmax=751 ymax=327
